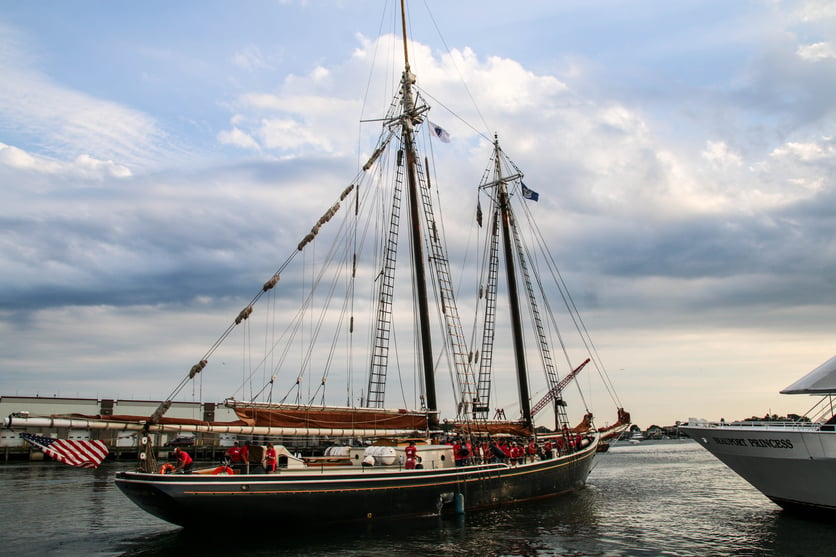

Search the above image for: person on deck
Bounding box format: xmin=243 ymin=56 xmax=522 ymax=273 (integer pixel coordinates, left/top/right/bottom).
xmin=500 ymin=441 xmax=511 ymax=462
xmin=265 ymin=443 xmax=277 ymax=473
xmin=452 ymin=439 xmax=462 ymax=466
xmin=224 ymin=441 xmax=243 ymax=468
xmin=404 ymin=441 xmax=418 ymax=470
xmin=543 ymin=439 xmax=554 ymax=460
xmin=454 ymin=439 xmax=470 ymax=466
xmin=510 ymin=442 xmax=523 ymax=466
xmin=172 ymin=447 xmax=193 ymax=474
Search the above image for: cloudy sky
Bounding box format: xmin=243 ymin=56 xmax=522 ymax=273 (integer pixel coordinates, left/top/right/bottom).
xmin=1 ymin=1 xmax=834 ymax=429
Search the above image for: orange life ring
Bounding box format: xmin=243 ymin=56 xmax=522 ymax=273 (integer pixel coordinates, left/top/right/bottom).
xmin=159 ymin=463 xmax=176 ymax=474
xmin=212 ymin=466 xmax=234 ymax=475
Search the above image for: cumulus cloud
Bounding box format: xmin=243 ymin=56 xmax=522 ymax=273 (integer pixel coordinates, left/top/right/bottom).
xmin=797 ymin=41 xmax=836 ymax=60
xmin=215 ymin=34 xmax=572 ymax=159
xmin=771 ymin=138 xmax=835 ymax=162
xmin=0 ymin=143 xmax=132 ymax=178
xmin=702 ymin=141 xmax=743 ymax=168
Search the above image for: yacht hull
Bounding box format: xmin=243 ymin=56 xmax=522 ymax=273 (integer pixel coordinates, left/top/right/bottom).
xmin=682 ymin=423 xmax=836 ymax=514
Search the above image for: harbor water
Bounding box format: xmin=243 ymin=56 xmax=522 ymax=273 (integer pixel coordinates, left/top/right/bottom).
xmin=2 ymin=440 xmax=834 ymax=556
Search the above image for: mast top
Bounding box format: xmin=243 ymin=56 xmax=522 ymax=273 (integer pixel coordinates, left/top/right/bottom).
xmin=400 ymin=0 xmax=410 ymax=70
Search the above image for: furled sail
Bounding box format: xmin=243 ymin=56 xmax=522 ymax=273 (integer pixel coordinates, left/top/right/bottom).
xmin=227 ymin=401 xmax=429 ymax=431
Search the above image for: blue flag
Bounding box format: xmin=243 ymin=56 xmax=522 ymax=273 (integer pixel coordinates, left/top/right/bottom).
xmin=521 ymin=183 xmax=539 ymax=202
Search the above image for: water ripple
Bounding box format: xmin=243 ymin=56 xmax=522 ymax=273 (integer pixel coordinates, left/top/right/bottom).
xmin=3 ymin=441 xmax=836 ymax=556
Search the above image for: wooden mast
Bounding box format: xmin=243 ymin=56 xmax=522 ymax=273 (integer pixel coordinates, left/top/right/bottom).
xmin=399 ymin=0 xmax=438 ymax=424
xmin=493 ymin=136 xmax=533 ymax=430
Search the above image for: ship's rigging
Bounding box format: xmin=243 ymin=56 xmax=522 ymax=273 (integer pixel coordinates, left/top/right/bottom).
xmin=126 ymin=0 xmax=628 ymax=441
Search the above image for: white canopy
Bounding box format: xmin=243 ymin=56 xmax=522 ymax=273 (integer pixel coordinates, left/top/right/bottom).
xmin=780 ymin=355 xmax=836 ymax=395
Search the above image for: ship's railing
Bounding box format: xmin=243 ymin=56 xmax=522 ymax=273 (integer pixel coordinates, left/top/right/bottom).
xmin=687 ymin=420 xmax=825 ymax=431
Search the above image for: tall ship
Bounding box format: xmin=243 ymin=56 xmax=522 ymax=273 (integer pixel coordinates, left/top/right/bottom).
xmin=682 ymin=355 xmax=836 ymax=515
xmin=5 ymin=1 xmax=628 ymax=527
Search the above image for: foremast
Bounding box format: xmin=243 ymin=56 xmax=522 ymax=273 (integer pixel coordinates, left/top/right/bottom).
xmin=398 ymin=1 xmax=437 ymax=426
xmin=371 ymin=0 xmax=482 ymax=428
xmin=140 ymin=1 xmax=486 ymax=445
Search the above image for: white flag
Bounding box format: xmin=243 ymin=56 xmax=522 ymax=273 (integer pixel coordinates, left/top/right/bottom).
xmin=429 ymin=121 xmax=451 ymax=143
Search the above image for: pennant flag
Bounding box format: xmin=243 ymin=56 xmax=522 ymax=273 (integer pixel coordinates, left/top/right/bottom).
xmin=521 ymin=182 xmax=540 ymax=202
xmin=476 ymin=199 xmax=483 ymax=227
xmin=20 ymin=432 xmax=109 ymax=469
xmin=428 ymin=121 xmax=451 ymax=143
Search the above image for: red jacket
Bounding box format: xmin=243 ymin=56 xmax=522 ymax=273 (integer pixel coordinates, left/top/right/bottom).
xmin=225 ymin=445 xmax=243 ymax=463
xmin=176 ymin=450 xmax=192 ymax=466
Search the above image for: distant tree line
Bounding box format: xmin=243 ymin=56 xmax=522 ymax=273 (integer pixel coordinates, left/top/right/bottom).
xmin=741 ymin=413 xmax=809 ymax=422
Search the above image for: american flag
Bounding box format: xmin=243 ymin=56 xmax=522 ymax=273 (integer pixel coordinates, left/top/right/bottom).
xmin=20 ymin=433 xmax=109 ymax=469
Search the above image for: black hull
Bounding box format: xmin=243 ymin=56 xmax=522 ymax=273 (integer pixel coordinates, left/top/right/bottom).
xmin=115 ymin=441 xmax=597 ymax=527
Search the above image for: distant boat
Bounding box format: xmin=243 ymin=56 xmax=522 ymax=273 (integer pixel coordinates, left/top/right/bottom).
xmin=681 ymin=355 xmax=836 ymax=515
xmin=8 ymin=1 xmax=629 ymax=528
xmin=627 ymin=430 xmax=643 ymax=444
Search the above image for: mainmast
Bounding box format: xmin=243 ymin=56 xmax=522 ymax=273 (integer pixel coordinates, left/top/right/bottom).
xmin=399 ymin=0 xmax=438 ymax=423
xmin=493 ymin=136 xmax=533 ymax=430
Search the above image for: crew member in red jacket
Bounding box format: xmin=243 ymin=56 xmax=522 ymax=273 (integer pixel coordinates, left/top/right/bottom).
xmin=225 ymin=441 xmax=243 ymax=466
xmin=172 ymin=447 xmax=193 ymax=474
xmin=404 ymin=441 xmax=418 ymax=469
xmin=265 ymin=443 xmax=277 ymax=473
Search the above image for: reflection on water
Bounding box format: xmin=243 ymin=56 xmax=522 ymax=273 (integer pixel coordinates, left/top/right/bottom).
xmin=2 ymin=441 xmax=835 ymax=556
